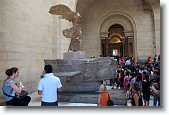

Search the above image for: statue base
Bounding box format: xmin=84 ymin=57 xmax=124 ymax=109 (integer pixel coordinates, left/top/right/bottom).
xmin=63 ymin=51 xmax=86 ymax=60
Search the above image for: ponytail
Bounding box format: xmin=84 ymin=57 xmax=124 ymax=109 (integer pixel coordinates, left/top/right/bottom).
xmin=4 ymin=67 xmax=18 ymax=82
xmin=5 ymin=69 xmax=11 ymax=76
xmin=4 ymin=69 xmax=11 ymax=83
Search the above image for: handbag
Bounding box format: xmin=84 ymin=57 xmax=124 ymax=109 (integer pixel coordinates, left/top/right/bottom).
xmin=15 ymin=90 xmax=28 ymax=98
xmin=107 ymin=93 xmax=114 ymax=106
xmin=3 ymin=90 xmax=28 ymax=98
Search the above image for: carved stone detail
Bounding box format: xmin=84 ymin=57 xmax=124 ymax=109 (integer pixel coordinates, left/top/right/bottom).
xmin=141 ymin=0 xmax=152 ymax=11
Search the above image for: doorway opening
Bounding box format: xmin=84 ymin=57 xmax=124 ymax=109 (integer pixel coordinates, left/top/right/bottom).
xmin=101 ymin=24 xmax=134 ymax=58
xmin=102 ymin=24 xmax=124 ymax=58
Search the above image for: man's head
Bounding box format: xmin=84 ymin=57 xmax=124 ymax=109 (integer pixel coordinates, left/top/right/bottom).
xmin=44 ymin=64 xmax=53 ymax=73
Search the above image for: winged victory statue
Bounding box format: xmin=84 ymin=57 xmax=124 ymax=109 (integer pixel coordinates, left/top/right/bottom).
xmin=49 ymin=4 xmax=82 ymax=52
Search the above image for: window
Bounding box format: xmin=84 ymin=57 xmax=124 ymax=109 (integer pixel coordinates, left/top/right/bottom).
xmin=112 ymin=49 xmax=118 ymax=56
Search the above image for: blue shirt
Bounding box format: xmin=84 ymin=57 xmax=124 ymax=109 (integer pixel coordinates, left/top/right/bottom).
xmin=38 ymin=73 xmax=62 ymax=103
xmin=2 ymin=80 xmax=15 ymax=101
xmin=125 ymin=60 xmax=131 ymax=66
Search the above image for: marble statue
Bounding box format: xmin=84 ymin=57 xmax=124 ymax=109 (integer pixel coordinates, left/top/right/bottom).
xmin=49 ymin=4 xmax=82 ymax=52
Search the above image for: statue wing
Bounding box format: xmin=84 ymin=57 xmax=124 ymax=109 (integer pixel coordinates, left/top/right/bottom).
xmin=49 ymin=4 xmax=75 ymax=22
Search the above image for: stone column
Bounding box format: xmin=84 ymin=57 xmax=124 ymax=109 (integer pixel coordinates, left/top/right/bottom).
xmin=105 ymin=37 xmax=109 ymax=56
xmin=125 ymin=36 xmax=129 ymax=56
xmin=121 ymin=39 xmax=125 ymax=57
xmin=101 ymin=32 xmax=109 ymax=57
xmin=124 ymin=31 xmax=133 ymax=57
xmin=102 ymin=38 xmax=107 ymax=57
xmin=128 ymin=37 xmax=133 ymax=57
xmin=119 ymin=42 xmax=123 ymax=57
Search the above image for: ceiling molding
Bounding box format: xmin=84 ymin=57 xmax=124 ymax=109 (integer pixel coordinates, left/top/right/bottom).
xmin=141 ymin=0 xmax=153 ymax=11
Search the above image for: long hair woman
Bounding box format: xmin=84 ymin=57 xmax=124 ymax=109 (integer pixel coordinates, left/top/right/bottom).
xmin=2 ymin=67 xmax=31 ymax=106
xmin=131 ymin=83 xmax=143 ymax=106
xmin=98 ymin=84 xmax=109 ymax=106
xmin=142 ymin=75 xmax=151 ymax=106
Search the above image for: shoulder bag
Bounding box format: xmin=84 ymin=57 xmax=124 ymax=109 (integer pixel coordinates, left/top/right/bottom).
xmin=107 ymin=93 xmax=114 ymax=106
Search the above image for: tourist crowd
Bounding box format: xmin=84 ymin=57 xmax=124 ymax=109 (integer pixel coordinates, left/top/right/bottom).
xmin=1 ymin=54 xmax=160 ymax=106
xmin=113 ymin=54 xmax=160 ymax=106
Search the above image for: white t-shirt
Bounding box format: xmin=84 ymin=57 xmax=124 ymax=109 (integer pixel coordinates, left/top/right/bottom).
xmin=38 ymin=73 xmax=62 ymax=102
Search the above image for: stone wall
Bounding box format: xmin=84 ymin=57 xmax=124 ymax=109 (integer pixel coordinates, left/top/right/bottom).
xmin=76 ymin=0 xmax=160 ymax=60
xmin=149 ymin=0 xmax=160 ymax=56
xmin=0 ymin=0 xmax=53 ymax=96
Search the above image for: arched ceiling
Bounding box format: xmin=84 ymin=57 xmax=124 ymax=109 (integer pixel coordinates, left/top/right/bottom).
xmin=100 ymin=13 xmax=134 ymax=32
xmin=76 ymin=0 xmax=95 ymax=17
xmin=76 ymin=0 xmax=156 ymax=16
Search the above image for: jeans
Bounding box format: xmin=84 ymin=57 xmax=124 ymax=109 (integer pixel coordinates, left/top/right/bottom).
xmin=153 ymin=95 xmax=160 ymax=106
xmin=41 ymin=101 xmax=58 ymax=106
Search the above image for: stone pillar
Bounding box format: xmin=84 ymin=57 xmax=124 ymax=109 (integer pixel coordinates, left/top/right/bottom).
xmin=101 ymin=38 xmax=107 ymax=57
xmin=124 ymin=31 xmax=133 ymax=58
xmin=128 ymin=37 xmax=133 ymax=57
xmin=121 ymin=39 xmax=125 ymax=57
xmin=119 ymin=42 xmax=123 ymax=57
xmin=101 ymin=32 xmax=109 ymax=57
xmin=125 ymin=36 xmax=129 ymax=56
xmin=105 ymin=37 xmax=109 ymax=56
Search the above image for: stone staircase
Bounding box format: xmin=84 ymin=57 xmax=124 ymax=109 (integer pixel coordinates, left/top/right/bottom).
xmin=44 ymin=58 xmax=118 ymax=93
xmin=57 ymin=88 xmax=127 ymax=105
xmin=42 ymin=55 xmax=124 ymax=105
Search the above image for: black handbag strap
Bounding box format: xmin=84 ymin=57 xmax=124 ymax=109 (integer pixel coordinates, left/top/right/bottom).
xmin=108 ymin=93 xmax=111 ymax=100
xmin=3 ymin=90 xmax=15 ymax=97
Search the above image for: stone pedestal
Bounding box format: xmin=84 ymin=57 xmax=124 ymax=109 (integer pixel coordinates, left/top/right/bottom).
xmin=44 ymin=58 xmax=118 ymax=92
xmin=63 ymin=51 xmax=86 ymax=60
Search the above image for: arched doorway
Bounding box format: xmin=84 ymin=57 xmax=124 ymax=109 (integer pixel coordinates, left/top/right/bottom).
xmin=101 ymin=24 xmax=134 ymax=58
xmin=99 ymin=12 xmax=136 ymax=60
xmin=102 ymin=24 xmax=124 ymax=57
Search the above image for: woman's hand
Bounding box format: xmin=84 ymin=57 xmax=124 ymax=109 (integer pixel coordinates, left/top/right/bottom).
xmin=10 ymin=82 xmax=22 ymax=94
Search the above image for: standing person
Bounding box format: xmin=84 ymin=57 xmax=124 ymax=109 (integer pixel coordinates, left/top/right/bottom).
xmin=142 ymin=75 xmax=151 ymax=106
xmin=147 ymin=56 xmax=151 ymax=68
xmin=154 ymin=55 xmax=158 ymax=64
xmin=128 ymin=72 xmax=142 ymax=100
xmin=123 ymin=71 xmax=130 ymax=94
xmin=125 ymin=58 xmax=131 ymax=69
xmin=38 ymin=64 xmax=62 ymax=106
xmin=2 ymin=67 xmax=31 ymax=106
xmin=130 ymin=57 xmax=135 ymax=66
xmin=119 ymin=70 xmax=125 ymax=89
xmin=151 ymin=78 xmax=160 ymax=106
xmin=119 ymin=58 xmax=123 ymax=68
xmin=98 ymin=84 xmax=109 ymax=106
xmin=131 ymin=83 xmax=143 ymax=106
xmin=116 ymin=70 xmax=121 ymax=89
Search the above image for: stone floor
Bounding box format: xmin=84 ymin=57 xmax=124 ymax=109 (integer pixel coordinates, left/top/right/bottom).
xmin=28 ymin=85 xmax=126 ymax=106
xmin=28 ymin=88 xmax=154 ymax=106
xmin=28 ymin=91 xmax=97 ymax=106
xmin=0 ymin=85 xmax=155 ymax=106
